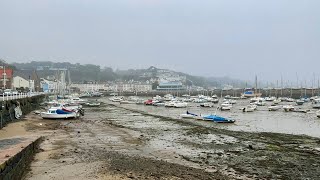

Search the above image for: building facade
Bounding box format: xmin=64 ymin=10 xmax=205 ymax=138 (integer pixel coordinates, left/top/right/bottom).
xmin=157 ymin=81 xmax=186 ymax=91
xmin=70 ymin=82 xmax=152 ymax=93
xmin=12 ymin=76 xmax=31 ymax=89
xmin=0 ymin=66 xmax=13 ymax=89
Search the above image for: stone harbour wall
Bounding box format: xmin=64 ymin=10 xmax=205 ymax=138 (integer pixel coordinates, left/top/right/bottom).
xmin=0 ymin=137 xmax=43 ymax=180
xmin=0 ymin=95 xmax=46 ymax=129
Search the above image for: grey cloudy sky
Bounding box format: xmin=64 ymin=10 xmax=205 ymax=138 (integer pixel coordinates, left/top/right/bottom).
xmin=0 ymin=0 xmax=319 ymax=84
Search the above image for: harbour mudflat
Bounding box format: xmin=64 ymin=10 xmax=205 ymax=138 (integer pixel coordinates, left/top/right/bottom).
xmin=110 ymin=98 xmax=320 ymax=138
xmin=22 ymin=100 xmax=320 ymax=179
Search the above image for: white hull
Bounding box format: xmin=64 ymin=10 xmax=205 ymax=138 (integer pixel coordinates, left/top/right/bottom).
xmin=120 ymin=101 xmax=135 ymax=104
xmin=241 ymin=93 xmax=262 ymax=97
xmin=241 ymin=106 xmax=255 ymax=112
xmin=41 ymin=112 xmax=78 ymax=119
xmin=174 ymin=103 xmax=188 ymax=108
xmin=221 ymin=106 xmax=232 ymax=111
xmin=180 ymin=114 xmax=195 ymax=119
xmin=283 ymin=105 xmax=295 ymax=112
xmin=268 ymin=106 xmax=281 ymax=111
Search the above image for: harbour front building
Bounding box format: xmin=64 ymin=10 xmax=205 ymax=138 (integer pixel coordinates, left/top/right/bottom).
xmin=156 ymin=81 xmax=186 ymax=91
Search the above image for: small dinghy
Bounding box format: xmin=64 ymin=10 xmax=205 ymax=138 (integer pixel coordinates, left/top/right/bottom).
xmin=180 ymin=111 xmax=199 ymax=119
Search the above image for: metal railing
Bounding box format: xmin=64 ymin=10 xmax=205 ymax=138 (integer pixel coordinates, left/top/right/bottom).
xmin=0 ymin=92 xmax=45 ymax=102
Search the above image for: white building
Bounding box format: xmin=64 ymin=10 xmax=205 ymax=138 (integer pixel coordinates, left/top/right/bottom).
xmin=70 ymin=83 xmax=107 ymax=92
xmin=40 ymin=79 xmax=60 ymax=93
xmin=12 ymin=76 xmax=34 ymax=90
xmin=70 ymin=83 xmax=152 ymax=93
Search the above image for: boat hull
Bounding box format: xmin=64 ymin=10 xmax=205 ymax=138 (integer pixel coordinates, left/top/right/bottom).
xmin=41 ymin=112 xmax=78 ymax=119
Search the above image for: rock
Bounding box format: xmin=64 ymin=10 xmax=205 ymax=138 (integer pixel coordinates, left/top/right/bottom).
xmin=5 ymin=154 xmax=10 ymax=158
xmin=248 ymin=145 xmax=254 ymax=150
xmin=216 ymin=152 xmax=223 ymax=156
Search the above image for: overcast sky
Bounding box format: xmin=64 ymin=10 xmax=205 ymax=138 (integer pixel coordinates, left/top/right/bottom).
xmin=0 ymin=0 xmax=319 ymax=84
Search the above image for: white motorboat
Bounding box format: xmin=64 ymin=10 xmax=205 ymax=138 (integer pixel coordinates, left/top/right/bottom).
xmin=152 ymin=101 xmax=165 ymax=106
xmin=212 ymin=94 xmax=218 ymax=98
xmin=69 ymin=97 xmax=87 ymax=104
xmin=250 ymin=97 xmax=263 ymax=103
xmin=200 ymin=103 xmax=213 ymax=107
xmin=164 ymin=94 xmax=174 ymax=101
xmin=254 ymin=99 xmax=266 ymax=106
xmin=211 ymin=98 xmax=219 ymax=103
xmin=265 ymin=97 xmax=276 ymax=101
xmin=153 ymin=95 xmax=163 ymax=101
xmin=164 ymin=101 xmax=176 ymax=107
xmin=273 ymin=99 xmax=281 ymax=105
xmin=220 ymin=106 xmax=232 ymax=110
xmin=312 ymin=99 xmax=320 ymax=109
xmin=241 ymin=105 xmax=256 ymax=112
xmin=220 ymin=102 xmax=232 ymax=111
xmin=283 ymin=105 xmax=295 ymax=112
xmin=180 ymin=111 xmax=199 ymax=119
xmin=109 ymin=96 xmax=123 ymax=102
xmin=174 ymin=102 xmax=188 ymax=108
xmin=41 ymin=108 xmax=80 ymax=119
xmin=268 ymin=104 xmax=281 ymax=111
xmin=286 ymin=98 xmax=295 ymax=102
xmin=193 ymin=98 xmax=207 ymax=103
xmin=296 ymin=99 xmax=304 ymax=105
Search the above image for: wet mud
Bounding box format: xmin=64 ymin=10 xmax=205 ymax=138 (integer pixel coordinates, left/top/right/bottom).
xmin=22 ymin=101 xmax=320 ymax=180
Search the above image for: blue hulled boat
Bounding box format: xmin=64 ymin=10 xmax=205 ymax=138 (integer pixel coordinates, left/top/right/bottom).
xmin=203 ymin=114 xmax=235 ymax=123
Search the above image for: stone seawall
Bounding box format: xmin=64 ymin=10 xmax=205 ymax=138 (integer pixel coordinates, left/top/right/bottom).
xmin=105 ymin=88 xmax=320 ymax=99
xmin=0 ymin=95 xmax=46 ymax=129
xmin=0 ymin=137 xmax=43 ymax=180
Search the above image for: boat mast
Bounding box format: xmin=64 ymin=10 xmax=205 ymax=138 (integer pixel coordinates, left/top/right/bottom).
xmin=312 ymin=73 xmax=315 ymax=97
xmin=255 ymin=75 xmax=257 ymax=95
xmin=304 ymin=79 xmax=307 ymax=97
xmin=280 ymin=75 xmax=283 ymax=97
xmin=318 ymin=78 xmax=320 ymax=96
xmin=276 ymin=80 xmax=278 ymax=98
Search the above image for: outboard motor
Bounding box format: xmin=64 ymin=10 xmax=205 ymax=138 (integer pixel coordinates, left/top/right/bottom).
xmin=79 ymin=108 xmax=85 ymax=116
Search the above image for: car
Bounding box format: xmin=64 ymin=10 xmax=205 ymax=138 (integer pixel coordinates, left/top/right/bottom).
xmin=11 ymin=91 xmax=19 ymax=95
xmin=3 ymin=89 xmax=12 ymax=96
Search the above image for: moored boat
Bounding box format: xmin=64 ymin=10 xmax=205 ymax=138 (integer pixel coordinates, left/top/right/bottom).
xmin=85 ymin=102 xmax=101 ymax=107
xmin=200 ymin=103 xmax=213 ymax=107
xmin=296 ymin=99 xmax=304 ymax=105
xmin=180 ymin=111 xmax=199 ymax=119
xmin=268 ymin=104 xmax=281 ymax=111
xmin=241 ymin=105 xmax=256 ymax=112
xmin=144 ymin=99 xmax=153 ymax=105
xmin=312 ymin=99 xmax=320 ymax=109
xmin=41 ymin=108 xmax=80 ymax=119
xmin=283 ymin=105 xmax=295 ymax=112
xmin=203 ymin=114 xmax=235 ymax=123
